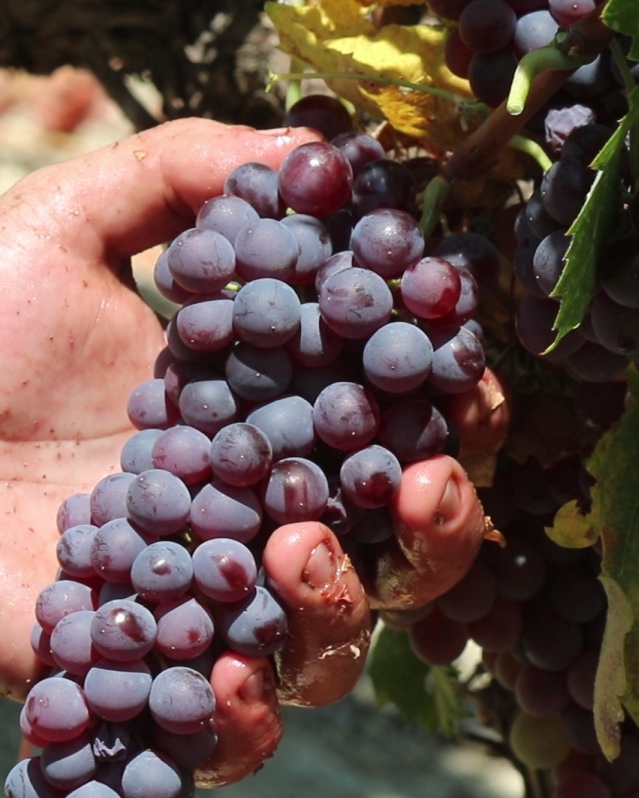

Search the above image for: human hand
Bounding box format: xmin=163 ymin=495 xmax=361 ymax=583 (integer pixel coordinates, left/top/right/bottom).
xmin=0 ymin=116 xmax=505 ymax=787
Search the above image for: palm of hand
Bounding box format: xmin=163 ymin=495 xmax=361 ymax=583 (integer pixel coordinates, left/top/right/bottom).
xmin=0 ymin=176 xmax=165 ymax=696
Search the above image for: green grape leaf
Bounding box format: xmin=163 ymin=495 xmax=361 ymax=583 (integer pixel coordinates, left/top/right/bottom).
xmin=602 ymin=0 xmax=639 ymax=60
xmin=585 ymin=369 xmax=639 ymax=759
xmin=545 ymin=85 xmax=639 ymax=351
xmin=368 ymin=624 xmax=465 ymax=738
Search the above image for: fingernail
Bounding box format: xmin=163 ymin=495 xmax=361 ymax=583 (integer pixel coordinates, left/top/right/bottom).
xmin=239 ymin=667 xmax=273 ymax=703
xmin=302 ymin=541 xmax=336 ymax=590
xmin=434 ymin=475 xmax=461 ymax=526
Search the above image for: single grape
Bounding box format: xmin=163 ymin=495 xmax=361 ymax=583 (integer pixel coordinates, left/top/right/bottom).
xmin=225 ymin=341 xmax=293 ymax=402
xmin=281 ymin=213 xmax=333 ymax=284
xmin=130 ymin=540 xmax=193 ymax=603
xmin=189 ymin=479 xmax=263 ymax=543
xmin=24 ymin=677 xmax=92 ymax=743
xmin=245 ymin=394 xmax=316 ymax=460
xmin=437 ymin=561 xmax=497 ymax=623
xmin=401 ymin=257 xmax=462 ymax=320
xmin=223 ymin=162 xmax=286 ymax=219
xmin=378 ymin=397 xmax=449 ymax=462
xmin=283 ymin=94 xmax=354 ymax=140
xmin=149 ymin=666 xmax=216 ymax=735
xmin=468 ymin=48 xmax=518 ymax=107
xmin=83 ymin=659 xmax=152 ymax=722
xmin=215 ymin=585 xmax=288 ymax=657
xmin=278 ymin=141 xmax=353 ymax=218
xmin=312 ymin=381 xmax=380 ymax=451
xmin=154 ymin=596 xmax=214 ymax=660
xmin=90 ymin=517 xmax=154 ymax=584
xmin=513 ymin=10 xmax=557 ymax=56
xmin=49 ymin=610 xmax=98 ymax=676
xmin=166 ymin=227 xmax=236 ymax=294
xmin=351 ymin=158 xmax=417 ymax=216
xmin=350 ymin=208 xmax=424 ymax=279
xmin=56 ymin=492 xmax=92 ymax=533
xmin=4 ymin=757 xmax=64 ymax=798
xmin=127 ymin=378 xmax=180 ymax=432
xmin=209 ymin=422 xmax=272 ymax=487
xmin=195 ymin=193 xmax=260 ymax=244
xmin=233 ymin=218 xmax=299 ymax=282
xmin=262 ymin=457 xmax=330 ymax=524
xmin=409 ymin=607 xmax=469 ymax=665
xmin=318 ymin=266 xmax=393 ymax=339
xmin=458 ymin=0 xmax=517 ymax=54
xmin=126 ymin=469 xmax=191 ymax=536
xmin=40 ymin=732 xmax=96 ymax=791
xmin=56 ymin=524 xmax=98 ymax=579
xmin=330 ymin=131 xmax=385 ymax=177
xmin=120 ymin=428 xmax=164 ymax=475
xmin=90 ymin=598 xmax=157 ymax=662
xmin=178 ymin=377 xmax=239 ymax=436
xmin=153 ymin=725 xmax=218 ymax=771
xmin=362 ymin=322 xmax=434 ymax=393
xmin=192 ymin=537 xmax=258 ymax=603
xmin=150 ymin=425 xmax=212 ymax=485
xmin=509 ymin=711 xmax=571 ymax=770
xmin=90 ymin=472 xmax=137 ymax=526
xmin=120 ymin=749 xmax=183 ymax=798
xmin=35 ymin=580 xmax=97 ymax=634
xmin=174 ymin=294 xmax=235 ymax=353
xmin=339 ymin=445 xmax=402 ymax=509
xmin=232 ymin=278 xmax=301 ymax=347
xmin=427 ymin=325 xmax=486 ymax=393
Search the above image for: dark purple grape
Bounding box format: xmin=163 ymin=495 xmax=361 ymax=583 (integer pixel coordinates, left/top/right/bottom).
xmin=468 ymin=48 xmax=518 ymax=107
xmin=283 ymin=94 xmax=354 ymax=140
xmin=351 ymin=158 xmax=417 ymax=217
xmin=223 ymin=162 xmax=286 ymax=219
xmin=459 ymin=0 xmax=517 ymax=54
xmin=277 ymin=142 xmax=353 ymax=218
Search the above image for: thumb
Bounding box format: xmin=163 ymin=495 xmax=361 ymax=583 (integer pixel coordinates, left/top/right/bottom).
xmin=359 ymin=455 xmax=491 ymax=610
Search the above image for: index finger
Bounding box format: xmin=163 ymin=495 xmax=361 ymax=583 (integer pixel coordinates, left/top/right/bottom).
xmin=13 ymin=118 xmax=321 ymax=259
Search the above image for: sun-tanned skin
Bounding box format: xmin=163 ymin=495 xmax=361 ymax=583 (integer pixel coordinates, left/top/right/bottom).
xmin=0 ymin=118 xmax=490 ymax=786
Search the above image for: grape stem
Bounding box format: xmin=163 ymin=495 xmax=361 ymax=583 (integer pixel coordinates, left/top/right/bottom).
xmin=609 ymin=37 xmax=639 ymax=191
xmin=267 ymin=69 xmax=482 ymax=110
xmin=508 ymin=135 xmax=553 ymax=173
xmin=418 ymin=174 xmax=451 ymax=239
xmin=506 ymin=43 xmax=591 ymax=116
xmin=441 ymin=5 xmax=613 ymax=183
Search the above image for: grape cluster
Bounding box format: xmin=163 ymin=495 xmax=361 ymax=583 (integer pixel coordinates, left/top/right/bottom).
xmin=433 ymin=0 xmax=612 ymax=110
xmin=5 ymin=124 xmax=496 ymax=797
xmin=397 ymin=449 xmax=639 ymax=798
xmin=512 ymin=118 xmax=639 ymax=383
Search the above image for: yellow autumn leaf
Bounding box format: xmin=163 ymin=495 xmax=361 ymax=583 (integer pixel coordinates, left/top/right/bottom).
xmin=545 ymin=500 xmax=599 ymax=549
xmin=266 ymin=1 xmax=477 ymax=150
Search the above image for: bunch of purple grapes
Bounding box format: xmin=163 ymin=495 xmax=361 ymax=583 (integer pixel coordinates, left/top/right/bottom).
xmin=432 ymin=0 xmax=614 ymax=110
xmin=400 ymin=448 xmax=639 ymax=798
xmin=4 ymin=121 xmax=500 ymax=797
xmin=513 ymin=119 xmax=639 ymax=383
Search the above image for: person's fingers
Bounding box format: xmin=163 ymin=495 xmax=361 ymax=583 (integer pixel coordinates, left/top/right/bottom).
xmin=262 ymin=521 xmax=372 ymax=707
xmin=440 ymin=367 xmax=511 ymax=459
xmin=12 ymin=118 xmax=322 ymax=262
xmin=195 ymin=652 xmax=282 ymax=788
xmin=359 ymin=454 xmax=492 ymax=611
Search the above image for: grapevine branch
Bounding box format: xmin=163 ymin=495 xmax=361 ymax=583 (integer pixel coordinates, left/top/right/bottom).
xmin=441 ymin=5 xmax=613 ymax=184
